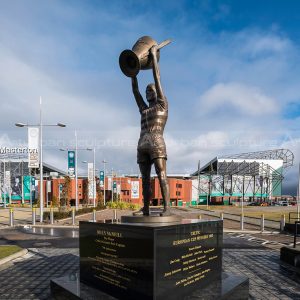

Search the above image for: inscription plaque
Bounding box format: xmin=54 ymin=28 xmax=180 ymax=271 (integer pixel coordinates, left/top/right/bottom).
xmin=80 ymin=220 xmax=222 ymax=300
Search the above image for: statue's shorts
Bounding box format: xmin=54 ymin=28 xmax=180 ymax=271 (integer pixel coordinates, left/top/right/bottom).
xmin=137 ymin=133 xmax=167 ymax=163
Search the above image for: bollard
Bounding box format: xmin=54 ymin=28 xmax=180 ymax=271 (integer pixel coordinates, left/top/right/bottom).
xmin=50 ymin=208 xmax=54 ymax=225
xmin=280 ymin=214 xmax=286 ymax=232
xmin=92 ymin=209 xmax=96 ymax=222
xmin=260 ymin=214 xmax=265 ymax=232
xmin=9 ymin=208 xmax=14 ymax=227
xmin=220 ymin=212 xmax=224 ymax=220
xmin=72 ymin=208 xmax=76 ymax=226
xmin=114 ymin=209 xmax=117 ymax=222
xmin=198 ymin=214 xmax=202 ymax=220
xmin=32 ymin=208 xmax=36 ymax=225
xmin=240 ymin=213 xmax=244 ymax=230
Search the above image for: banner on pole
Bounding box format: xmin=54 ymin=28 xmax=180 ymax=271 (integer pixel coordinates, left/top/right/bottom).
xmin=107 ymin=177 xmax=112 ymax=190
xmin=131 ymin=181 xmax=139 ymax=199
xmin=5 ymin=171 xmax=10 ymax=198
xmin=47 ymin=180 xmax=52 ymax=193
xmin=28 ymin=127 xmax=39 ymax=168
xmin=99 ymin=171 xmax=104 ymax=188
xmin=23 ymin=176 xmax=31 ymax=200
xmin=88 ymin=163 xmax=95 ymax=199
xmin=68 ymin=151 xmax=75 ymax=177
xmin=11 ymin=176 xmax=22 ymax=200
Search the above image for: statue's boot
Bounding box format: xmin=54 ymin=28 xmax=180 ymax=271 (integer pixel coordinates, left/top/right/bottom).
xmin=133 ymin=208 xmax=144 ymax=216
xmin=142 ymin=205 xmax=150 ymax=216
xmin=160 ymin=207 xmax=171 ymax=216
xmin=133 ymin=206 xmax=150 ymax=216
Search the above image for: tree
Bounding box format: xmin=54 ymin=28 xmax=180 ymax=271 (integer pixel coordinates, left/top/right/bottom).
xmin=82 ymin=179 xmax=89 ymax=206
xmin=61 ymin=176 xmax=72 ymax=207
xmin=51 ymin=195 xmax=59 ymax=207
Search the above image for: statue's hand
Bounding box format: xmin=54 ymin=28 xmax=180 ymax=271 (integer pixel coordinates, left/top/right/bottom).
xmin=150 ymin=45 xmax=158 ymax=56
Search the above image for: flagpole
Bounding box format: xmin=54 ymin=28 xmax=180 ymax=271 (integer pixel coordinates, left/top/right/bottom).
xmin=297 ymin=163 xmax=300 ymax=220
xmin=75 ymin=130 xmax=78 ymax=210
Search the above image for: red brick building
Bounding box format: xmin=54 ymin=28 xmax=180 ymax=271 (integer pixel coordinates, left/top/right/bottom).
xmin=39 ymin=175 xmax=192 ymax=207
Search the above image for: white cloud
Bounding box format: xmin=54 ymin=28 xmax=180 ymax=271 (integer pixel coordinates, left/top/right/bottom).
xmin=199 ymin=82 xmax=279 ymax=116
xmin=165 ymin=131 xmax=229 ymax=173
xmin=240 ymin=33 xmax=292 ymax=56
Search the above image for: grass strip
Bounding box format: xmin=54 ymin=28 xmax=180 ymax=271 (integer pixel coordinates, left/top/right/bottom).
xmin=0 ymin=245 xmax=22 ymax=259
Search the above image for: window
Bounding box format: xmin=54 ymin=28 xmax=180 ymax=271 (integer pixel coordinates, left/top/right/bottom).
xmin=176 ymin=183 xmax=182 ymax=188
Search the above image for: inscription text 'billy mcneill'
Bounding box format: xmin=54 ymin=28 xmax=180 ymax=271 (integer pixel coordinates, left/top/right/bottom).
xmin=97 ymin=230 xmax=123 ymax=238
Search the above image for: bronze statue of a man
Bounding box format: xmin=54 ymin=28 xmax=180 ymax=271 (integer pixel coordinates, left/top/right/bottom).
xmin=131 ymin=45 xmax=170 ymax=216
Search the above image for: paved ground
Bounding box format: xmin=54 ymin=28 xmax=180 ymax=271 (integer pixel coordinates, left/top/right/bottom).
xmin=1 ymin=208 xmax=300 ymax=299
xmin=0 ymin=247 xmax=78 ymax=300
xmin=224 ymin=248 xmax=300 ymax=299
xmin=3 ymin=246 xmax=300 ymax=300
xmin=0 ymin=227 xmax=300 ymax=299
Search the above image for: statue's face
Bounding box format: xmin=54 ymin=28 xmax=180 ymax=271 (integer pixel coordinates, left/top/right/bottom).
xmin=146 ymin=85 xmax=157 ymax=103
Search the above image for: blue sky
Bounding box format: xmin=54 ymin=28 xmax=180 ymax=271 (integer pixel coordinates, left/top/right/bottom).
xmin=1 ymin=0 xmax=300 ymax=193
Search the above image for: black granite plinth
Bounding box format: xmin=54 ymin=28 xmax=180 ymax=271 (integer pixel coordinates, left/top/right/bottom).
xmin=51 ymin=272 xmax=249 ymax=300
xmin=79 ymin=220 xmax=223 ymax=300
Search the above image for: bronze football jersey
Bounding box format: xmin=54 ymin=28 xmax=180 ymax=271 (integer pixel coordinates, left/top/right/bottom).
xmin=140 ymin=97 xmax=168 ymax=136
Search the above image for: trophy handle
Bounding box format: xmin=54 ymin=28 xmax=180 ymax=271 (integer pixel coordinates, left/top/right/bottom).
xmin=140 ymin=39 xmax=172 ymax=59
xmin=157 ymin=39 xmax=172 ymax=50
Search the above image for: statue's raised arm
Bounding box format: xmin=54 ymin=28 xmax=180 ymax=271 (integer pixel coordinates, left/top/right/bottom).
xmin=131 ymin=76 xmax=148 ymax=113
xmin=150 ymin=45 xmax=168 ymax=110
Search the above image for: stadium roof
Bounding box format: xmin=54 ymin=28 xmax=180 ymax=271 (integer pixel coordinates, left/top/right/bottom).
xmin=192 ymin=149 xmax=294 ymax=176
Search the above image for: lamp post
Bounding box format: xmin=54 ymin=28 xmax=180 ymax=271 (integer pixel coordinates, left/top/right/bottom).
xmin=15 ymin=98 xmax=66 ymax=223
xmin=83 ymin=147 xmax=96 ymax=207
xmin=75 ymin=130 xmax=78 ymax=210
xmin=60 ymin=132 xmax=92 ymax=211
xmin=3 ymin=158 xmax=6 ymax=209
xmin=93 ymin=148 xmax=95 ymax=207
xmin=297 ymin=163 xmax=300 ymax=220
xmin=111 ymin=167 xmax=114 ymax=202
xmin=102 ymin=160 xmax=108 ymax=206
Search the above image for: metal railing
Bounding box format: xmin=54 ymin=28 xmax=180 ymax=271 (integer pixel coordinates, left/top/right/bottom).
xmin=289 ymin=212 xmax=300 ymax=223
xmin=188 ymin=207 xmax=283 ymax=230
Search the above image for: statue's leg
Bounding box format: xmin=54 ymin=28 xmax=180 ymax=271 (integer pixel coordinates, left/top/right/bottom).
xmin=153 ymin=158 xmax=170 ymax=215
xmin=139 ymin=162 xmax=152 ymax=216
